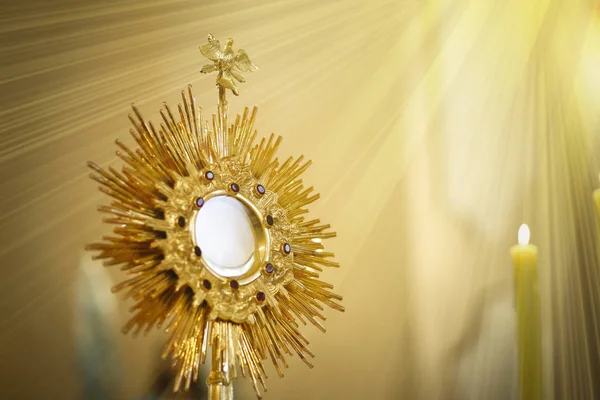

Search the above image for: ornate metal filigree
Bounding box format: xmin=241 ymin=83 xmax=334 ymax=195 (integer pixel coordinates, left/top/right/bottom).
xmin=150 ymin=155 xmax=296 ymax=323
xmin=86 ymin=34 xmax=343 ymax=398
xmin=200 ymin=34 xmax=258 ymax=103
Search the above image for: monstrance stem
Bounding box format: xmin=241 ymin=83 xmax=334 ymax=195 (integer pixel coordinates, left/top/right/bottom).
xmin=206 ymin=332 xmax=233 ymax=400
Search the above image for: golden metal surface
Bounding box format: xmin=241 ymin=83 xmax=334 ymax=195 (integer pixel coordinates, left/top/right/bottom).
xmin=206 ymin=320 xmax=236 ymax=399
xmin=86 ymin=35 xmax=343 ymax=398
xmin=200 ymin=34 xmax=258 ymax=105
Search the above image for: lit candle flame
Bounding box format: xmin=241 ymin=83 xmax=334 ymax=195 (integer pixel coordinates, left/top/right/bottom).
xmin=518 ymin=224 xmax=530 ymax=245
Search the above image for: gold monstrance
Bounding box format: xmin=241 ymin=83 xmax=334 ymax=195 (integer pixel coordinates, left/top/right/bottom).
xmin=86 ymin=34 xmax=344 ymax=399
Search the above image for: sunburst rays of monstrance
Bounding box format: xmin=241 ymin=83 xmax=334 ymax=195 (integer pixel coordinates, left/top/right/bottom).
xmin=85 ymin=34 xmax=344 ymax=399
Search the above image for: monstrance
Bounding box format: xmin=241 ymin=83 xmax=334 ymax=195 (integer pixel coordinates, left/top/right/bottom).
xmin=86 ymin=34 xmax=344 ymax=399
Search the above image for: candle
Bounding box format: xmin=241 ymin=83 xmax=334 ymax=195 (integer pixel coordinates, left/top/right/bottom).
xmin=593 ymin=175 xmax=600 ymax=226
xmin=510 ymin=224 xmax=543 ymax=400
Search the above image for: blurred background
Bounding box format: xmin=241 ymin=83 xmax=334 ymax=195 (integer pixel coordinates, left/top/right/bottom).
xmin=1 ymin=0 xmax=600 ymax=398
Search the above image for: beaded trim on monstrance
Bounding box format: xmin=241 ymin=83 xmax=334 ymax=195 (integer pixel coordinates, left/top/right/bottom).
xmin=86 ymin=34 xmax=344 ymax=398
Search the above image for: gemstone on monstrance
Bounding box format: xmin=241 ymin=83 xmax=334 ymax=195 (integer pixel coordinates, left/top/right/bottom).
xmin=256 ymin=292 xmax=265 ymax=302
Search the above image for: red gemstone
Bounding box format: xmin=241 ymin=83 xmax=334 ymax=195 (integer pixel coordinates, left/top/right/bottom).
xmin=230 ymin=183 xmax=239 ymax=192
xmin=256 ymin=185 xmax=266 ymax=195
xmin=256 ymin=292 xmax=265 ymax=302
xmin=194 ymin=246 xmax=202 ymax=257
xmin=195 ymin=197 xmax=204 ymax=207
xmin=205 ymin=171 xmax=214 ymax=180
xmin=230 ymin=280 xmax=239 ymax=289
xmin=177 ymin=216 xmax=186 ymax=227
xmin=203 ymin=280 xmax=211 ymax=290
xmin=266 ymin=215 xmax=274 ymax=226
